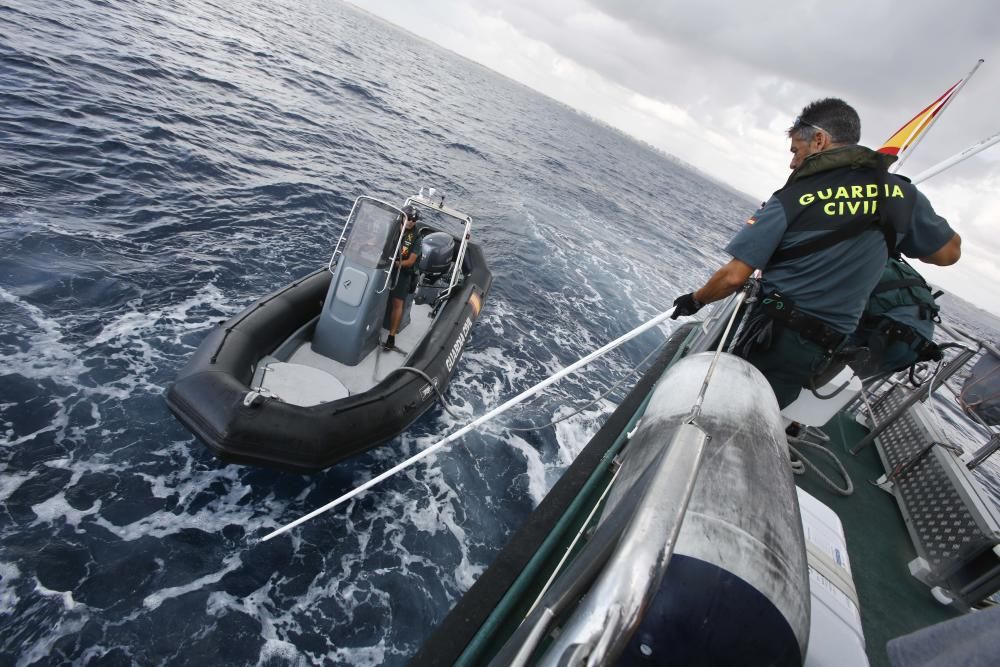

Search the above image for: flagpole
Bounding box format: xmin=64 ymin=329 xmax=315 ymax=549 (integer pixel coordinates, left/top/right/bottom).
xmin=911 ymin=130 xmax=1000 ymax=185
xmin=892 ymin=58 xmax=984 ymax=173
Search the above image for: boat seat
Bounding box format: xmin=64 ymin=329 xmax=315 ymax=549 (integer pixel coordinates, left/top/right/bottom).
xmin=781 ymin=365 xmax=863 ymax=429
xmin=257 ymin=361 xmax=349 ymax=407
xmin=779 ymin=367 xmax=861 ymax=495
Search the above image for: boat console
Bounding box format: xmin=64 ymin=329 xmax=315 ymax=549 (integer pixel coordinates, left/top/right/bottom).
xmin=313 ymin=198 xmax=403 ymax=365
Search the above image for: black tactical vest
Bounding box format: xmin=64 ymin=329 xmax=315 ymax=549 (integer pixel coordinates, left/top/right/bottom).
xmin=768 ymin=147 xmax=916 ymax=265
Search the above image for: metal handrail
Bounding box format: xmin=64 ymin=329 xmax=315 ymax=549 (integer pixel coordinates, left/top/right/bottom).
xmin=326 ymin=191 xmax=475 ymax=297
xmin=939 ymin=320 xmax=1000 ymax=360
xmin=968 ymin=433 xmax=1000 ymax=471
xmin=404 ymin=192 xmax=474 ymax=301
xmin=851 ymin=344 xmax=979 ymax=454
xmin=843 ymin=311 xmax=1000 ymax=459
xmin=326 ymin=194 xmax=400 ymax=271
xmin=378 ymin=226 xmax=406 ymax=295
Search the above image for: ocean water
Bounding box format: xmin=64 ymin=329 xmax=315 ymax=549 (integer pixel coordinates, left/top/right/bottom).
xmin=1 ymin=0 xmax=997 ymax=664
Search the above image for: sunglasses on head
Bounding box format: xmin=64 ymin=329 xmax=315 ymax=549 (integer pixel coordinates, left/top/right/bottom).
xmin=793 ymin=116 xmax=832 ymax=137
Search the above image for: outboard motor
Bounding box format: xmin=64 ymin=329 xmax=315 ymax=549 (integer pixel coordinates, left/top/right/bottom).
xmin=414 ymin=231 xmax=456 ymax=306
xmin=313 ymin=199 xmax=399 ymax=365
xmin=419 ymin=231 xmax=455 ymax=276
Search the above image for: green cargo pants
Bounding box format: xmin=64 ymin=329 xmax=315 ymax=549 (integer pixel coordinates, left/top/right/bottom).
xmin=744 ymin=324 xmax=835 ymax=409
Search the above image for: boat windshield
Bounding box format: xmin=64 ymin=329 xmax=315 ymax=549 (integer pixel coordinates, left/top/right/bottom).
xmin=342 ymin=199 xmax=399 ymax=269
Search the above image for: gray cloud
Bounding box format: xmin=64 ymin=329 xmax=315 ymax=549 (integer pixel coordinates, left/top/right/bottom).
xmin=350 ymin=0 xmax=1000 ymax=312
xmin=458 ymin=0 xmax=1000 ymax=163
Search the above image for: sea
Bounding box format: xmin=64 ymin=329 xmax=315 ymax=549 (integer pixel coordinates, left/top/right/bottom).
xmin=2 ymin=1 xmax=999 ymax=664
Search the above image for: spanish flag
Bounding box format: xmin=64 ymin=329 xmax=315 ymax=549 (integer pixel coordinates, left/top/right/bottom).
xmin=879 ymin=81 xmax=961 ymax=157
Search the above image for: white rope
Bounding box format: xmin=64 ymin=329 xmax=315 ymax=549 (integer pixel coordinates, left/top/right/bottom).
xmin=788 ymin=433 xmax=854 ymax=496
xmin=507 ymin=340 xmax=665 ymax=433
xmin=259 ymin=306 xmax=679 ymax=542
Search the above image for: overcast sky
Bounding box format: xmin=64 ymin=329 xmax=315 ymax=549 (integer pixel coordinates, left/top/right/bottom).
xmin=349 ymin=0 xmax=1000 ymax=315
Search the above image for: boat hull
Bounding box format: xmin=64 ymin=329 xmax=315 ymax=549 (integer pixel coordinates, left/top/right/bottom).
xmin=165 ymin=244 xmax=491 ymax=473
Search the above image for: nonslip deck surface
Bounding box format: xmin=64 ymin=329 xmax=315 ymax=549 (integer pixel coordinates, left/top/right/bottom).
xmin=798 ymin=414 xmax=962 ymax=667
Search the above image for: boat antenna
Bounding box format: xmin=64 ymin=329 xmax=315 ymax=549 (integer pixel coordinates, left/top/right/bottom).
xmin=259 ymin=305 xmax=682 ymax=542
xmin=911 ymin=129 xmax=1000 ymax=184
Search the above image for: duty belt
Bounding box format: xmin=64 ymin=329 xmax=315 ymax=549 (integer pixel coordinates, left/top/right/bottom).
xmin=761 ymin=291 xmax=847 ymax=351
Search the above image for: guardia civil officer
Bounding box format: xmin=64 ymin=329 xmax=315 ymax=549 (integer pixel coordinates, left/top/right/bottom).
xmin=670 ymin=98 xmax=961 ymax=408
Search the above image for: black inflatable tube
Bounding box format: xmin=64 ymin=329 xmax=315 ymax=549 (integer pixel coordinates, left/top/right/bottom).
xmin=165 ymin=244 xmax=491 ymax=473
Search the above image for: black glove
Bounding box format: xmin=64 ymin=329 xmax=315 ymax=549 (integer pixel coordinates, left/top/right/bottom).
xmin=671 ymin=292 xmax=704 ymax=319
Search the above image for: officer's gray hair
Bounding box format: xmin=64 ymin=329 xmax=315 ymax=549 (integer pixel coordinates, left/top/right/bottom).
xmin=788 ymin=98 xmax=861 ymax=145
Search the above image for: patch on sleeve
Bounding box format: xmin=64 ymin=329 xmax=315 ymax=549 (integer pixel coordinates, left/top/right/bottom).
xmin=745 ymin=215 xmax=757 ymax=225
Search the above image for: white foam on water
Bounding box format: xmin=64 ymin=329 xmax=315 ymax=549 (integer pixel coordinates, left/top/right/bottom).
xmin=325 ymin=640 xmax=390 ymax=667
xmin=14 ymin=216 xmax=126 ymax=243
xmin=403 ymin=461 xmax=484 ymax=590
xmin=503 ymin=433 xmax=548 ymax=506
xmin=452 ymin=551 xmax=485 ymax=592
xmin=258 ymin=638 xmax=306 ymax=666
xmin=552 ymin=403 xmax=610 ymax=467
xmin=0 ymin=287 xmax=88 ymax=383
xmin=0 ymin=401 xmax=14 ymax=440
xmin=0 ymin=562 xmax=21 ymax=616
xmin=2 ymin=420 xmax=62 ymax=448
xmin=0 ymin=471 xmax=31 ymax=503
xmin=80 ymin=455 xmax=263 ymax=546
xmin=71 ymin=283 xmax=237 ymax=405
xmin=13 ymin=613 xmax=88 ymax=667
xmin=206 ymin=585 xmax=310 ymax=662
xmin=31 ymin=491 xmax=102 ymax=528
xmin=0 ymin=280 xmax=236 ymax=455
xmin=86 ymin=282 xmax=232 ymax=350
xmin=143 ymin=552 xmax=244 ymax=611
xmin=35 ymin=580 xmax=79 ymax=611
xmin=133 ymin=439 xmax=201 ymax=499
xmin=76 ymin=644 xmax=136 ymax=667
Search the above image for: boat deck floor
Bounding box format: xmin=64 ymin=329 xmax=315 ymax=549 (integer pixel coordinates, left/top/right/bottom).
xmin=282 ymin=303 xmax=434 ymax=395
xmin=798 ymin=413 xmax=962 ymax=667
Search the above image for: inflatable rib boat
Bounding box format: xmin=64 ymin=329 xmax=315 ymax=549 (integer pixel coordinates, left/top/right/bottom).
xmin=166 ymin=190 xmax=492 ymax=473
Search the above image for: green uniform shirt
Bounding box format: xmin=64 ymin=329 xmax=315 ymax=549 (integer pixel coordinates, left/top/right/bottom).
xmin=726 ymin=146 xmax=955 ymax=333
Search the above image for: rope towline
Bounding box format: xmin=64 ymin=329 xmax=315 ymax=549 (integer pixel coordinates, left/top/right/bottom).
xmin=260 ymin=305 xmax=681 ymax=542
xmin=507 ymin=341 xmax=667 ymax=433
xmin=686 ymin=275 xmax=757 ymax=424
